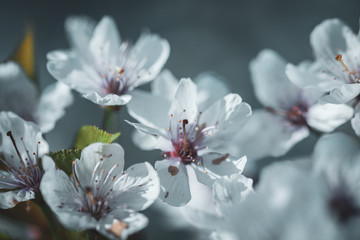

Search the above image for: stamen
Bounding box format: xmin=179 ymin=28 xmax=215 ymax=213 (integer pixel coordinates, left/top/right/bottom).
xmin=335 ymin=54 xmax=350 ymax=73
xmin=6 ymin=131 xmax=25 ymax=164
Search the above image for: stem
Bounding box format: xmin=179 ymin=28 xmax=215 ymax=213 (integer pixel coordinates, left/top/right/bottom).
xmin=86 ymin=230 xmax=94 ymax=240
xmin=34 ymin=194 xmax=61 ymax=240
xmin=102 ymin=108 xmax=120 ymax=132
xmin=87 ymin=230 xmax=100 ymax=240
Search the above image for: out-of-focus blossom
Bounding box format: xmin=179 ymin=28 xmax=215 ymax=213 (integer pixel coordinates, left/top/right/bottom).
xmin=47 ymin=15 xmax=170 ymax=107
xmin=185 ymin=173 xmax=253 ymax=240
xmin=40 ymin=142 xmax=160 ymax=240
xmin=313 ymin=133 xmax=360 ymax=239
xmin=0 ymin=111 xmax=48 ymax=209
xmin=0 ymin=62 xmax=73 ymax=133
xmin=227 ymin=49 xmax=353 ymax=161
xmin=127 ymin=78 xmax=251 ymax=206
xmin=192 ymin=163 xmax=338 ymax=240
xmin=196 ymin=134 xmax=360 ymax=240
xmin=286 ymin=19 xmax=360 ymax=135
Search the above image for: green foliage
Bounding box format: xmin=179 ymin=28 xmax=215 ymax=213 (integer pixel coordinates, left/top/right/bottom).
xmin=48 ymin=149 xmax=81 ymax=175
xmin=74 ymin=125 xmax=120 ymax=150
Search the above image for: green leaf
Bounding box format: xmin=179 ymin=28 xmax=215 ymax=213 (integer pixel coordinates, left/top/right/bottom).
xmin=48 ymin=149 xmax=81 ymax=175
xmin=74 ymin=125 xmax=120 ymax=150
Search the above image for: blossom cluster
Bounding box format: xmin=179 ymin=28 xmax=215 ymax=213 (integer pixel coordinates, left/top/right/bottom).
xmin=1 ymin=15 xmax=360 ymax=240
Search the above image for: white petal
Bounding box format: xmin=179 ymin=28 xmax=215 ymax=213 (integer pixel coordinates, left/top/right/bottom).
xmin=41 ymin=155 xmax=56 ymax=172
xmin=168 ymin=78 xmax=198 ymax=126
xmin=311 ymin=19 xmax=360 ymax=86
xmin=97 ymin=210 xmax=148 ymax=240
xmin=307 ymin=103 xmax=353 ymax=132
xmin=40 ymin=166 xmax=78 ymax=211
xmin=40 ymin=165 xmax=97 ymax=230
xmin=83 ymin=92 xmax=132 ymax=106
xmin=192 ymin=154 xmax=247 ymax=186
xmin=47 ymin=50 xmax=102 ymax=93
xmin=300 ymin=87 xmax=325 ymax=106
xmin=111 ymin=162 xmax=160 ymax=211
xmin=313 ymin=133 xmax=359 ymax=179
xmin=131 ymin=32 xmax=170 ymax=84
xmin=0 ymin=190 xmax=34 ymax=209
xmin=89 ymin=16 xmax=121 ymax=69
xmin=184 ymin=166 xmax=214 ymax=211
xmin=0 ymin=111 xmax=48 ymax=169
xmin=149 ymin=167 xmax=216 ymax=229
xmin=34 ymin=82 xmax=73 ymax=133
xmin=313 ymin=134 xmax=360 ymax=204
xmin=286 ymin=61 xmax=343 ymax=91
xmin=65 ymin=15 xmax=96 ymax=61
xmin=155 ymin=159 xmax=191 ymax=207
xmin=57 ymin=212 xmax=97 ymax=231
xmin=75 ymin=143 xmax=125 ymax=187
xmin=0 ymin=171 xmax=18 ymax=190
xmin=131 ymin=131 xmax=159 ymax=151
xmin=319 ymin=84 xmax=360 ymax=104
xmin=0 ymin=62 xmax=37 ymax=117
xmin=310 ymin=18 xmax=350 ymax=63
xmin=151 ymin=69 xmax=178 ymax=100
xmin=127 ymin=90 xmax=170 ymax=129
xmin=125 ymin=121 xmax=173 ymax=152
xmin=199 ymin=94 xmax=252 ymax=151
xmin=226 ymin=110 xmax=309 ymax=161
xmin=351 ymin=103 xmax=360 ymax=136
xmin=195 ymin=72 xmax=230 ymax=111
xmin=213 ymin=174 xmax=253 ymax=206
xmin=238 ymin=162 xmax=339 ymax=240
xmin=250 ymin=49 xmax=301 ymax=109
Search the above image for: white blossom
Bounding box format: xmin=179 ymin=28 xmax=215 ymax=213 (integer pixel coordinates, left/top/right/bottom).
xmin=0 ymin=111 xmax=48 ymax=208
xmin=312 ymin=133 xmax=360 ymax=239
xmin=0 ymin=62 xmax=73 ymax=133
xmin=286 ymin=19 xmax=360 ymax=135
xmin=227 ymin=49 xmax=353 ymax=161
xmin=127 ymin=78 xmax=251 ymax=206
xmin=40 ymin=142 xmax=160 ymax=240
xmin=47 ymin=15 xmax=170 ymax=106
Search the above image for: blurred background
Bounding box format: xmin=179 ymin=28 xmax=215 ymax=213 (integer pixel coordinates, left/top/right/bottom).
xmin=1 ymin=0 xmax=360 ymax=239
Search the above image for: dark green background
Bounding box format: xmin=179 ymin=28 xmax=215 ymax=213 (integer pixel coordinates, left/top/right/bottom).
xmin=1 ymin=0 xmax=360 ymax=239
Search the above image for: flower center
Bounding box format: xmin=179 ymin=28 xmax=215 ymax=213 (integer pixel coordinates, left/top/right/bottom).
xmin=101 ymin=68 xmax=128 ymax=95
xmin=286 ymin=104 xmax=308 ymax=126
xmin=82 ymin=186 xmax=112 ymax=220
xmin=0 ymin=131 xmax=43 ymax=192
xmin=329 ymin=186 xmax=360 ymax=224
xmin=164 ymin=119 xmax=206 ymax=165
xmin=266 ymin=104 xmax=308 ymax=126
xmin=99 ymin=41 xmax=146 ymax=96
xmin=67 ymin=160 xmax=122 ymax=221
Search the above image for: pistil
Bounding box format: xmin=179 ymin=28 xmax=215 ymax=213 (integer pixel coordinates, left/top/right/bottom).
xmin=182 ymin=119 xmax=189 ymax=153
